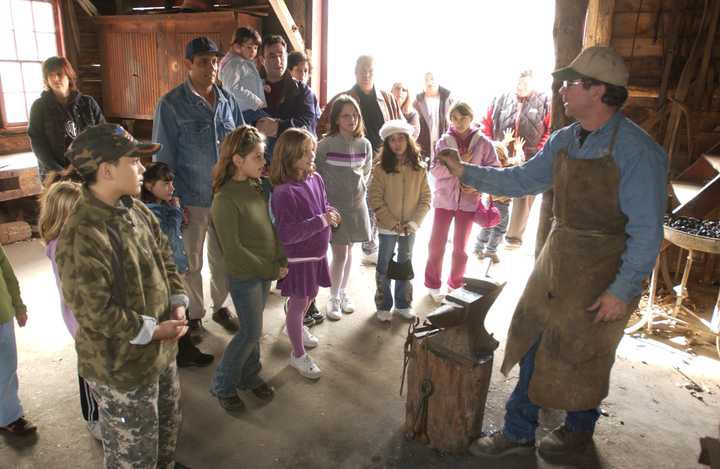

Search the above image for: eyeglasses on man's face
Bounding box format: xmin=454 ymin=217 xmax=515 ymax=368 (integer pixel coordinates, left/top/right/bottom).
xmin=561 ymin=79 xmax=585 ymax=89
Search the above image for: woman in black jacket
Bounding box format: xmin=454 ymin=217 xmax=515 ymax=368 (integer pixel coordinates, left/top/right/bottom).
xmin=28 ymin=56 xmax=105 ymax=180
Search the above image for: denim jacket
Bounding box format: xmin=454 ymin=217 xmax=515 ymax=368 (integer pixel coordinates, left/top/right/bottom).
xmin=146 ymin=202 xmax=189 ymax=274
xmin=152 ymin=80 xmax=245 ymax=207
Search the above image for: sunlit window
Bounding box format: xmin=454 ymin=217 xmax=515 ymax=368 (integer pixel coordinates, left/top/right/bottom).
xmin=0 ymin=0 xmax=59 ymax=127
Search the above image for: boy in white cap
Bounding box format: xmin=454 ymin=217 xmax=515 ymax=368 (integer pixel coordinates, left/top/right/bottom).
xmin=440 ymin=46 xmax=667 ymax=460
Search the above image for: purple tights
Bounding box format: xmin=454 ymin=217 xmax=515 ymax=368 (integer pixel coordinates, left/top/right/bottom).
xmin=286 ymin=296 xmax=311 ymax=358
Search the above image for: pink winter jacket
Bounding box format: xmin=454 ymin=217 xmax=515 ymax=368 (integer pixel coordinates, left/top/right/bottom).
xmin=431 ymin=129 xmax=500 ymax=212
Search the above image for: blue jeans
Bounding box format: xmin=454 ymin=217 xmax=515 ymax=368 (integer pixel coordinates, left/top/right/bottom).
xmin=476 ymin=201 xmax=510 ymax=254
xmin=0 ymin=320 xmax=23 ymax=426
xmin=375 ymin=233 xmax=415 ymax=311
xmin=211 ymin=277 xmax=270 ymax=398
xmin=503 ymin=340 xmax=600 ymax=443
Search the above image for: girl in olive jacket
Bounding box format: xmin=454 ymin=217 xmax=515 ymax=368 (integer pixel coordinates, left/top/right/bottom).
xmin=368 ymin=120 xmax=431 ymax=323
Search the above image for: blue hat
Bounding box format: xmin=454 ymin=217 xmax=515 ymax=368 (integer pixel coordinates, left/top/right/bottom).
xmin=185 ymin=36 xmax=222 ymax=60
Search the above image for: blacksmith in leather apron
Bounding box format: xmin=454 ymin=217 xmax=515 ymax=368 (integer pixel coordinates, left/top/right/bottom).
xmin=439 ymin=46 xmax=667 ymax=458
xmin=501 ymin=120 xmax=638 ymax=412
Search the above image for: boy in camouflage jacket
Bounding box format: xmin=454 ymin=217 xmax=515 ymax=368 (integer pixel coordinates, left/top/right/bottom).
xmin=56 ymin=124 xmax=189 ymax=468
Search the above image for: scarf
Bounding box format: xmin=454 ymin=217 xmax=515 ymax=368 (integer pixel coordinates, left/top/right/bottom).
xmin=448 ymin=125 xmax=480 ymax=161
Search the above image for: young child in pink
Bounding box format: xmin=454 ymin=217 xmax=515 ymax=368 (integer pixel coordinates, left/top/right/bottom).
xmin=270 ymin=128 xmax=340 ymax=380
xmin=424 ymin=102 xmax=499 ymax=302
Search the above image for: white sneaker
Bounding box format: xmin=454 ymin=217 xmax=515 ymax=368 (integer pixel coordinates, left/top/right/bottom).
xmin=340 ymin=293 xmax=355 ymax=314
xmin=289 ymin=352 xmax=322 ymax=380
xmin=428 ymin=288 xmax=445 ymax=303
xmin=303 ymin=325 xmax=319 ymax=349
xmin=376 ymin=309 xmax=392 ymax=322
xmin=395 ymin=308 xmax=416 ymax=320
xmin=361 ymin=251 xmax=378 ymax=266
xmin=326 ymin=296 xmax=342 ymax=321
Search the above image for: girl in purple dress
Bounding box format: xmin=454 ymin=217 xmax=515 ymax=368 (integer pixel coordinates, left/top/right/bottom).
xmin=269 ymin=128 xmax=341 ymax=380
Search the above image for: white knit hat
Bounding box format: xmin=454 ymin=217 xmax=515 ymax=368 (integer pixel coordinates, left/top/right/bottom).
xmin=379 ymin=120 xmax=415 ymax=140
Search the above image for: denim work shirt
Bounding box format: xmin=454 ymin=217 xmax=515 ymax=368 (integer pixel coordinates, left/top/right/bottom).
xmin=460 ymin=112 xmax=668 ymax=303
xmin=152 ymin=80 xmax=245 ymax=208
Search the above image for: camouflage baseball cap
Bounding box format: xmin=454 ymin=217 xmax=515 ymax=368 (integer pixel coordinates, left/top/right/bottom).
xmin=65 ymin=124 xmax=161 ymax=179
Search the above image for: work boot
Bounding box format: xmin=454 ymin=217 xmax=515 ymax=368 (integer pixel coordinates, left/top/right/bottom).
xmin=216 ymin=394 xmax=246 ymax=412
xmin=0 ymin=417 xmax=37 ymax=436
xmin=212 ymin=307 xmax=240 ymax=332
xmin=177 ymin=333 xmax=214 ymax=368
xmin=538 ymin=425 xmax=593 ymax=458
xmin=469 ymin=431 xmax=535 ymax=458
xmin=250 ymin=382 xmax=275 ymax=401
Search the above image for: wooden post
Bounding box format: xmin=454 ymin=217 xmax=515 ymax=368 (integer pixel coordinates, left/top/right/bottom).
xmin=267 ymin=0 xmax=305 ymax=51
xmin=584 ymin=0 xmax=616 ymax=47
xmin=535 ymin=0 xmax=588 ymax=258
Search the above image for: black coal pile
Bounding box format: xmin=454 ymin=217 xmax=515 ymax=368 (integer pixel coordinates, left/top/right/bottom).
xmin=664 ymin=216 xmax=720 ymax=239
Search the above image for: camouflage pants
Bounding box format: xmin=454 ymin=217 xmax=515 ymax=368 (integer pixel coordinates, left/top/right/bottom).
xmin=87 ymin=362 xmax=181 ymax=469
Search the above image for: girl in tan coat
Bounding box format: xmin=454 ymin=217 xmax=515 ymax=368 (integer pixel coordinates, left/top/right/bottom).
xmin=368 ymin=120 xmax=431 ymax=322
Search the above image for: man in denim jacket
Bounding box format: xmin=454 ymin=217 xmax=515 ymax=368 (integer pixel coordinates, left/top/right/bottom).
xmin=152 ymin=37 xmax=245 ymax=336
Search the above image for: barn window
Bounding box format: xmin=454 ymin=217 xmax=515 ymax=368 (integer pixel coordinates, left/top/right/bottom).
xmin=0 ymin=0 xmax=60 ymax=128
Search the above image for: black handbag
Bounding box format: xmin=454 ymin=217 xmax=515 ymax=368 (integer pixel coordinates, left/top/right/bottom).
xmin=387 ymin=257 xmax=414 ymax=280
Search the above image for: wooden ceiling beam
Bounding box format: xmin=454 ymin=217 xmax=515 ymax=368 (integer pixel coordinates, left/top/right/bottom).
xmin=585 ymin=0 xmax=617 ymax=46
xmin=267 ymin=0 xmax=305 ymax=51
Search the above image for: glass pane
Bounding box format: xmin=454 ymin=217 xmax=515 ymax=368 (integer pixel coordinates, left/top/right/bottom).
xmin=0 ymin=31 xmax=17 ymax=60
xmin=11 ymin=1 xmax=33 ymax=31
xmin=4 ymin=92 xmax=28 ymax=123
xmin=25 ymin=90 xmax=40 ymax=117
xmin=0 ymin=1 xmax=13 ymax=31
xmin=22 ymin=61 xmax=43 ymax=92
xmin=32 ymin=1 xmax=55 ymax=32
xmin=15 ymin=30 xmax=37 ymax=60
xmin=0 ymin=61 xmax=23 ymax=92
xmin=36 ymin=32 xmax=57 ymax=59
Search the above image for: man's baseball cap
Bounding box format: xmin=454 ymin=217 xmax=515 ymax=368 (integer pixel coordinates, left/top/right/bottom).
xmin=185 ymin=36 xmax=222 ymax=60
xmin=65 ymin=124 xmax=161 ymax=179
xmin=552 ymin=46 xmax=629 ymax=87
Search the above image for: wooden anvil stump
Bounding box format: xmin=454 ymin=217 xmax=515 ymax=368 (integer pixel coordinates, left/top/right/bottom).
xmin=403 ymin=277 xmax=505 ymax=453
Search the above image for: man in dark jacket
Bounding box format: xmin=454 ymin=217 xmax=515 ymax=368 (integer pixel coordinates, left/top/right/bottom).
xmin=481 ymin=70 xmax=551 ymax=248
xmin=251 ymin=35 xmax=318 ymax=161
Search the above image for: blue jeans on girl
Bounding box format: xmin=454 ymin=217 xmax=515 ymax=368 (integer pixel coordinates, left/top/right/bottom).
xmin=375 ymin=233 xmax=415 ymax=311
xmin=503 ymin=340 xmax=600 ymax=443
xmin=211 ymin=277 xmax=270 ymax=398
xmin=0 ymin=320 xmax=23 ymax=426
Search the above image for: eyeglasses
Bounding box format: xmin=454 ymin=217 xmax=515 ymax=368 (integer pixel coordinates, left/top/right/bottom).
xmin=561 ymin=79 xmax=585 ymax=88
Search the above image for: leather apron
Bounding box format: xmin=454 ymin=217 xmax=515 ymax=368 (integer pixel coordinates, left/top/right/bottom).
xmin=500 ymin=122 xmax=639 ymax=411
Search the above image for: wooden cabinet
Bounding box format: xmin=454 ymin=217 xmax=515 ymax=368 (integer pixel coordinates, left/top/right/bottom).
xmin=95 ymin=11 xmax=262 ymax=120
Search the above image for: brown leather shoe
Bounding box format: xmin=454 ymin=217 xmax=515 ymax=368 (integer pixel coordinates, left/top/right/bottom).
xmin=538 ymin=424 xmax=593 ymax=457
xmin=217 ymin=394 xmax=246 ymax=412
xmin=212 ymin=307 xmax=240 ymax=332
xmin=1 ymin=417 xmax=37 ymax=436
xmin=251 ymin=382 xmax=275 ymax=401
